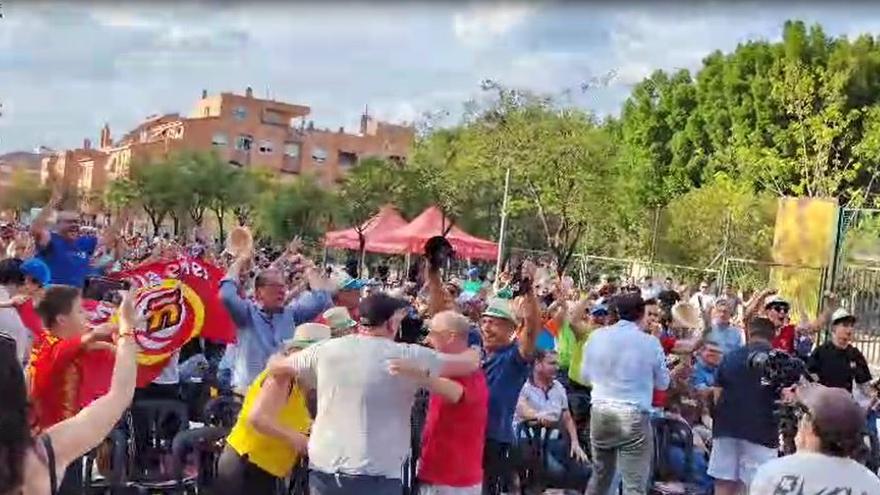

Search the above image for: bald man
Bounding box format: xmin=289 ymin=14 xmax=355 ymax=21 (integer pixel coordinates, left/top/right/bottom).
xmin=410 ymin=310 xmax=489 ymax=495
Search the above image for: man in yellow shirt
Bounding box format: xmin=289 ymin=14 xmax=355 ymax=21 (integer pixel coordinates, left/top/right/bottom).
xmin=215 ymin=323 xmax=331 ymax=495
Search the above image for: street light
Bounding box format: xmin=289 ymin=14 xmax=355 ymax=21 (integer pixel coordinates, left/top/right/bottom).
xmin=494 ymin=165 xmax=511 ymax=290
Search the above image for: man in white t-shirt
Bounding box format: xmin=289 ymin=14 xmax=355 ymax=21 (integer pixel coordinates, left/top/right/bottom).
xmin=268 ymin=292 xmax=480 ymax=495
xmin=750 ymin=385 xmax=880 ymax=495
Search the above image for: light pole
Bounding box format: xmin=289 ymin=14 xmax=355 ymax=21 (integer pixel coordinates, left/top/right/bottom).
xmin=494 ymin=165 xmax=511 ymax=289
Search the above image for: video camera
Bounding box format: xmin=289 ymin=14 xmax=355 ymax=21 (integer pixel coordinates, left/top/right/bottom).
xmin=747 ymin=348 xmax=813 ymax=454
xmin=747 ymin=348 xmax=812 ymax=391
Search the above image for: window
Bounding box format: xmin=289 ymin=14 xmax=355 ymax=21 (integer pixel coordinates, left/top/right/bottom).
xmin=235 ymin=134 xmax=253 ymax=151
xmin=338 ymin=151 xmax=358 ymax=168
xmin=211 ymin=133 xmax=228 ymax=147
xmin=233 ymin=106 xmax=247 ymax=120
xmin=311 ymin=147 xmax=327 ymax=164
xmin=263 ymin=109 xmax=286 ymax=125
xmin=284 ymin=143 xmax=301 ymax=158
xmin=258 ymin=139 xmax=274 ymax=154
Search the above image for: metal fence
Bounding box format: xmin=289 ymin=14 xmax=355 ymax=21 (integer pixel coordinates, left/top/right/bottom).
xmin=830 ymin=208 xmax=880 ymax=369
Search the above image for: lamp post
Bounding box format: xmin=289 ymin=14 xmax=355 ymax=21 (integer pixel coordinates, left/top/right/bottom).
xmin=494 ymin=165 xmax=511 ymax=290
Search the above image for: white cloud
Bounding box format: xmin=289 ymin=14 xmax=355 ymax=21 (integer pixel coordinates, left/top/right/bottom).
xmin=453 ymin=3 xmax=537 ymax=47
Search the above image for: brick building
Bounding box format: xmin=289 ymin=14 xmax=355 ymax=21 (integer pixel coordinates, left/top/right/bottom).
xmin=41 ymin=87 xmax=414 ymax=199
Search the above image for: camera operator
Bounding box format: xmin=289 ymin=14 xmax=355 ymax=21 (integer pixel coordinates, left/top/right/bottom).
xmin=750 ymin=385 xmax=880 ymax=494
xmin=708 ymin=317 xmax=780 ymax=495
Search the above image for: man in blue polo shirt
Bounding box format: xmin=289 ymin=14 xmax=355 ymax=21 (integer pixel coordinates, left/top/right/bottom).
xmin=30 ymin=190 xmax=119 ymax=288
xmin=480 ymin=261 xmax=541 ymax=495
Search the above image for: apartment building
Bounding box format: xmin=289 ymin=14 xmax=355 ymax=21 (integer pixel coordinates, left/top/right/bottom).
xmin=42 ymin=87 xmax=415 ymax=195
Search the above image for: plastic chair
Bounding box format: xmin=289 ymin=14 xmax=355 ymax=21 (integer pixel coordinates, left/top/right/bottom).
xmin=514 ymin=420 xmax=591 ymax=495
xmin=649 ymin=415 xmax=709 ymax=495
xmin=287 ymin=457 xmax=310 ymax=495
xmin=82 ymin=425 xmax=129 ymax=494
xmin=126 ymin=399 xmax=194 ymax=494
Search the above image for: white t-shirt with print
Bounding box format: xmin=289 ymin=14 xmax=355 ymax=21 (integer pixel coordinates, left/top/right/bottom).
xmin=750 ymin=452 xmax=880 ymax=495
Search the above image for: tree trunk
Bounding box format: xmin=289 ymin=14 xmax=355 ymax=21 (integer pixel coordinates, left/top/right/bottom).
xmin=214 ymin=208 xmax=227 ymax=243
xmin=170 ymin=212 xmax=180 ymax=237
xmin=358 ymin=232 xmax=366 ymax=278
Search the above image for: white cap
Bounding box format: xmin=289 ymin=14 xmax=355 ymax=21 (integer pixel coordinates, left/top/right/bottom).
xmin=763 ymin=294 xmax=789 ymax=308
xmin=831 ymin=307 xmax=856 ymax=324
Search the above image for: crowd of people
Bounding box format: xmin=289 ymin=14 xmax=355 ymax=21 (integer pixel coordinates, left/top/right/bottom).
xmin=1 ymin=192 xmax=880 ymax=495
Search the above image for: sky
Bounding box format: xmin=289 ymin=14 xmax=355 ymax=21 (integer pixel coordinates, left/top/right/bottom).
xmin=4 ymin=1 xmax=880 ymax=153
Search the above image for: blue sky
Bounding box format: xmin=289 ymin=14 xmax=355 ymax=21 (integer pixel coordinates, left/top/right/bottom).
xmin=3 ymin=1 xmax=880 ymax=153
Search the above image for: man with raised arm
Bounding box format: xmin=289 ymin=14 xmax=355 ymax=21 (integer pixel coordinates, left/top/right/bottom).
xmin=30 ymin=185 xmax=122 ymax=289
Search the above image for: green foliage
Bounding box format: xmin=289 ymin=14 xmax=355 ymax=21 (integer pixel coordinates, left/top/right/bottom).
xmin=255 ymin=174 xmax=337 ymax=244
xmin=457 ymin=81 xmax=618 ymax=271
xmin=0 ymin=169 xmax=48 ymax=218
xmin=337 ymin=157 xmax=401 ymax=236
xmin=128 ymin=158 xmax=187 ymax=236
xmin=656 ymin=174 xmax=776 ymax=268
xmin=616 ymin=20 xmax=880 ymax=209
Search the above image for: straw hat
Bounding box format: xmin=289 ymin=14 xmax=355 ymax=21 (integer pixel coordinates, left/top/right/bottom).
xmin=671 ymin=301 xmax=701 ymax=329
xmin=225 ymin=226 xmax=253 ymax=257
xmin=323 ymin=306 xmax=357 ymax=333
xmin=282 ymin=323 xmax=331 ymax=351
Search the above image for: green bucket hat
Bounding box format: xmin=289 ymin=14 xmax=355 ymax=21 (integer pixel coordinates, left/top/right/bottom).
xmin=482 ymin=297 xmax=517 ymax=323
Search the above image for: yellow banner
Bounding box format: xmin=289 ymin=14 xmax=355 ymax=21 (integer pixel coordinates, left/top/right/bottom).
xmin=770 ymin=197 xmax=838 ymax=320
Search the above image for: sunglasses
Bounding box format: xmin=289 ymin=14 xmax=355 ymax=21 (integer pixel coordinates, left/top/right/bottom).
xmin=769 ymin=305 xmax=790 ymax=314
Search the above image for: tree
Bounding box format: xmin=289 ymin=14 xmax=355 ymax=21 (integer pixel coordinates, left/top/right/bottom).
xmin=457 ymin=81 xmax=618 ymax=274
xmin=0 ymin=169 xmax=48 ymax=219
xmin=128 ymin=159 xmax=187 ymax=236
xmin=255 ymin=174 xmax=337 ymax=244
xmin=337 ymin=157 xmax=402 ymax=268
xmin=656 ymin=174 xmax=776 ymax=269
xmin=231 ymin=168 xmax=272 ymax=227
xmin=616 ymin=20 xmax=880 ymax=210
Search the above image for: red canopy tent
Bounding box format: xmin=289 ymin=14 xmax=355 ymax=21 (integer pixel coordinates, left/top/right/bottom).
xmin=323 ymin=205 xmax=408 ymax=253
xmin=369 ymin=206 xmax=498 ymax=260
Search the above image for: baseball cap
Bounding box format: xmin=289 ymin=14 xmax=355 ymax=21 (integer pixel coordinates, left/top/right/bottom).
xmin=831 ymin=307 xmax=856 ymax=325
xmin=590 ymin=303 xmax=609 ymax=316
xmin=358 ymin=293 xmax=409 ymax=327
xmin=798 ymin=384 xmax=866 ymax=445
xmin=21 ymin=258 xmax=50 ymax=287
xmin=763 ymin=294 xmax=790 ymax=308
xmin=336 ymin=272 xmax=368 ymax=291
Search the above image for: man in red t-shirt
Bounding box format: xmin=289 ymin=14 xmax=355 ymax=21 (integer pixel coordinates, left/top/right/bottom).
xmin=763 ymin=295 xmax=795 ymax=353
xmin=409 ymin=310 xmax=488 ymax=494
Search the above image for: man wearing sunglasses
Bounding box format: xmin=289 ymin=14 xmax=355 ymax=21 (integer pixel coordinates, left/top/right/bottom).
xmin=745 ymin=292 xmax=836 ymax=355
